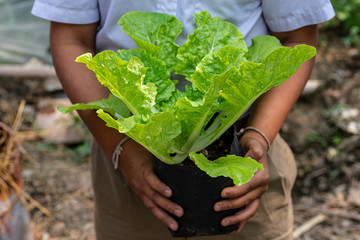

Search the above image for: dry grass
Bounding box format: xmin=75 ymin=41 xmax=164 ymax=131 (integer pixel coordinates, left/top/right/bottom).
xmin=0 ymin=99 xmax=50 ymax=216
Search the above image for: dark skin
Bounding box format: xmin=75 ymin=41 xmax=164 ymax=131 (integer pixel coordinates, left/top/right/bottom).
xmin=50 ymin=21 xmax=317 ymax=232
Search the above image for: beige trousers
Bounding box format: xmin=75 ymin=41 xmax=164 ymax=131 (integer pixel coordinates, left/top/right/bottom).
xmin=90 ymin=134 xmax=297 ymax=240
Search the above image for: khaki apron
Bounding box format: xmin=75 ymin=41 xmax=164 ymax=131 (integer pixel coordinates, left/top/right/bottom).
xmin=91 ymin=134 xmax=296 ymax=240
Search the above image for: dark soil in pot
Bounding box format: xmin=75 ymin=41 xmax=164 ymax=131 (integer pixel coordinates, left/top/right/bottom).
xmin=154 ymin=127 xmax=242 ymax=237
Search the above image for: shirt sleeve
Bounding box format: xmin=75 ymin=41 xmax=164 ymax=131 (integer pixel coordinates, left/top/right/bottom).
xmin=262 ymin=0 xmax=335 ymax=32
xmin=31 ymin=0 xmax=99 ymax=24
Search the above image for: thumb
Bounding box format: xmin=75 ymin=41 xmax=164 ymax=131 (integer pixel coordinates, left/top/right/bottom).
xmin=243 ymin=138 xmax=266 ymax=161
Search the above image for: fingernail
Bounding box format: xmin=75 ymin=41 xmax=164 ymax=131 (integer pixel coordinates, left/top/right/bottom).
xmin=169 ymin=223 xmax=177 ymax=231
xmin=215 ymin=203 xmax=223 ymax=211
xmin=223 ymin=220 xmax=231 ymax=226
xmin=164 ymin=188 xmax=172 ymax=196
xmin=222 ymin=191 xmax=230 ymax=198
xmin=174 ymin=209 xmax=182 ymax=217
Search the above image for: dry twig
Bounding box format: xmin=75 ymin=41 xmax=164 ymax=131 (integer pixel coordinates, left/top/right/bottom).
xmin=0 ymin=100 xmax=51 ymax=216
xmin=293 ymin=214 xmax=327 ymax=239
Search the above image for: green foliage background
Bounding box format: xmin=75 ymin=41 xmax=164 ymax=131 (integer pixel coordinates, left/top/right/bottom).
xmin=328 ymin=0 xmax=360 ymax=47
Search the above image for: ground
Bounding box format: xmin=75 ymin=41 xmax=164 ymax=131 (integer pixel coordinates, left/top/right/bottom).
xmin=282 ymin=35 xmax=360 ymax=240
xmin=1 ymin=33 xmax=359 ymax=240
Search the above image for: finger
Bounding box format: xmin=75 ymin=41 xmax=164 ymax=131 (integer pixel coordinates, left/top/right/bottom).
xmin=240 ymin=135 xmax=267 ymax=159
xmin=144 ymin=168 xmax=173 ymax=197
xmin=142 ymin=181 xmax=184 ymax=218
xmin=221 ymin=183 xmax=252 ymax=199
xmin=141 ymin=194 xmax=179 ymax=231
xmin=235 ymin=221 xmax=247 ymax=234
xmin=215 ymin=186 xmax=266 ymax=211
xmin=221 ymin=199 xmax=260 ymax=227
xmin=244 ymin=143 xmax=265 ymax=160
xmin=221 ymin=170 xmax=269 ymax=198
xmin=127 ymin=174 xmax=183 ymax=229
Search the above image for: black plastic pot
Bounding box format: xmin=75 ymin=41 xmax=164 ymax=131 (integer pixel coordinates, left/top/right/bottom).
xmin=154 ymin=158 xmax=240 ymax=238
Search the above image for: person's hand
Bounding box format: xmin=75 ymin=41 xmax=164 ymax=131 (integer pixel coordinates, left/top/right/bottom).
xmin=214 ymin=130 xmax=270 ymax=233
xmin=119 ymin=139 xmax=184 ymax=231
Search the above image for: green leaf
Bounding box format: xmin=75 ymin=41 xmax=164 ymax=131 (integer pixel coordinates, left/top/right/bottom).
xmin=117 ymin=48 xmax=176 ymax=106
xmin=241 ymin=44 xmax=317 ymax=90
xmin=220 ymin=44 xmax=317 ymax=109
xmin=174 ymin=69 xmax=227 ymax=152
xmin=191 ymin=45 xmax=245 ymax=92
xmin=175 ymin=10 xmax=247 ymax=79
xmin=245 ymin=35 xmax=283 ymax=62
xmin=118 ymin=11 xmax=183 ymax=72
xmin=76 ymin=52 xmax=156 ymax=116
xmin=174 ymin=96 xmax=215 ymax=151
xmin=189 ymin=153 xmax=264 ymax=186
xmin=96 ymin=109 xmax=183 ymax=164
xmin=192 ymin=44 xmax=316 ymax=152
xmin=58 ymin=94 xmax=130 ymax=119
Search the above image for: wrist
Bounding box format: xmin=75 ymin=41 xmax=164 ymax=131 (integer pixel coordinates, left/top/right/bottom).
xmin=237 ymin=127 xmax=270 ymax=152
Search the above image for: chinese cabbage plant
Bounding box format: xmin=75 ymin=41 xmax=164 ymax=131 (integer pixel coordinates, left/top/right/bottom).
xmin=59 ymin=11 xmax=316 ymax=186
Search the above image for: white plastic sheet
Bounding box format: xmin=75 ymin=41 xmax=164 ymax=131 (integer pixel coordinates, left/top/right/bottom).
xmin=0 ymin=192 xmax=33 ymax=240
xmin=0 ymin=0 xmax=51 ymax=64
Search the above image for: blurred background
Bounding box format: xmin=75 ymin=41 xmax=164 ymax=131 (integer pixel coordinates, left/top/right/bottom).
xmin=0 ymin=0 xmax=359 ymax=239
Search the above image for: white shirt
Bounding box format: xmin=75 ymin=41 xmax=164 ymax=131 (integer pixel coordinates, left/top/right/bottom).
xmin=32 ymin=0 xmax=335 ymax=53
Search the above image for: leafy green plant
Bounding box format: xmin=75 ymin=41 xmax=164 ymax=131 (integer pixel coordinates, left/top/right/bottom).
xmin=306 ymin=133 xmax=328 ymax=148
xmin=306 ymin=130 xmax=343 ymax=149
xmin=330 ymin=130 xmax=342 ymax=145
xmin=59 ymin=11 xmax=316 ymax=185
xmin=328 ymin=0 xmax=360 ymax=47
xmin=65 ymin=140 xmax=91 ymax=164
xmin=36 ymin=141 xmax=57 ymax=152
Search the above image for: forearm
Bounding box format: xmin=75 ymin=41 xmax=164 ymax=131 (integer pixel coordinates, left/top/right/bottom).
xmin=50 ymin=22 xmax=125 ymax=158
xmin=243 ymin=25 xmax=318 ymax=148
xmin=246 ymin=58 xmax=315 ymax=144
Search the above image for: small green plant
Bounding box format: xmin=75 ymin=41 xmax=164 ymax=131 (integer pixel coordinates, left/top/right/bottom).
xmin=59 ymin=11 xmax=316 ymax=186
xmin=329 ymin=168 xmax=341 ymax=182
xmin=328 ymin=0 xmax=360 ymax=47
xmin=306 ymin=133 xmax=328 ymax=148
xmin=36 ymin=141 xmax=57 ymax=151
xmin=324 ymin=104 xmax=349 ymax=118
xmin=65 ymin=140 xmax=91 ymax=164
xmin=330 ymin=130 xmax=342 ymax=145
xmin=306 ymin=130 xmax=343 ymax=148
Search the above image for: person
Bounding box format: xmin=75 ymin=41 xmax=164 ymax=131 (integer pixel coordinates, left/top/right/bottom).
xmin=32 ymin=1 xmax=335 ymax=239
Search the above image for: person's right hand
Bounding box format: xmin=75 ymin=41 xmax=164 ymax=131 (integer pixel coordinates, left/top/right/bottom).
xmin=214 ymin=130 xmax=270 ymax=233
xmin=119 ymin=139 xmax=184 ymax=231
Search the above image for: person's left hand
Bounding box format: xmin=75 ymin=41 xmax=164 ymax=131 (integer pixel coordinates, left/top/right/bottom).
xmin=214 ymin=131 xmax=270 ymax=233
